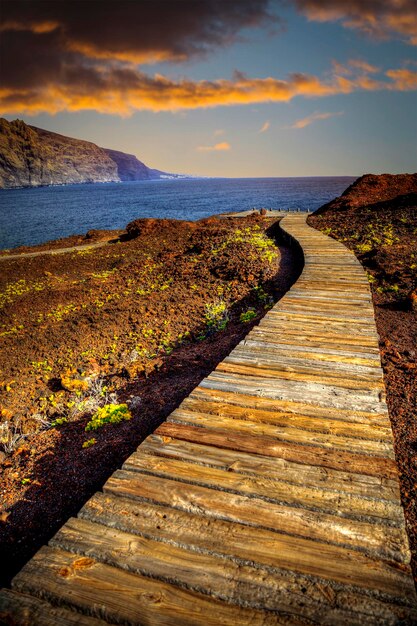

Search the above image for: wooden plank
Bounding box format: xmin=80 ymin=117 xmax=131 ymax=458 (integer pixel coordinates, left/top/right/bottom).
xmin=285 ymin=295 xmax=372 ymax=306
xmin=201 ymin=373 xmax=386 ymax=413
xmin=0 ymin=589 xmax=104 ymax=626
xmin=80 ymin=494 xmax=417 ymax=624
xmin=155 ymin=422 xmax=398 ymax=478
xmin=245 ymin=333 xmax=381 ymax=356
xmin=259 ymin=319 xmax=378 ymax=338
xmin=277 ymin=291 xmax=372 ymax=308
xmin=13 ymin=547 xmax=283 ymax=626
xmin=288 ymin=290 xmax=371 ymax=301
xmin=295 ymin=279 xmax=370 ymax=289
xmin=180 ymin=396 xmax=393 ymax=441
xmin=125 ymin=451 xmax=406 ymax=543
xmin=50 ymin=516 xmax=397 ymax=625
xmin=191 ymin=385 xmax=390 ymax=426
xmin=248 ymin=330 xmax=380 ymax=352
xmin=241 ymin=339 xmax=381 ymax=365
xmin=264 ymin=311 xmax=377 ymax=327
xmin=140 ymin=434 xmax=401 ymax=501
xmin=52 ymin=516 xmax=308 ymax=613
xmin=101 ymin=471 xmax=415 ymax=599
xmin=168 ymin=407 xmax=394 ymax=457
xmin=215 ymin=361 xmax=384 ymax=392
xmin=254 ymin=329 xmax=379 ymax=347
xmin=227 ymin=348 xmax=383 ymax=379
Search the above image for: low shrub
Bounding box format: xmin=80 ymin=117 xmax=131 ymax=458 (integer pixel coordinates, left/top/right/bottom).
xmin=85 ymin=403 xmax=132 ymax=431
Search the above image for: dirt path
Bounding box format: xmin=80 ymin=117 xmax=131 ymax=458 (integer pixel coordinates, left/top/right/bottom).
xmin=0 ymin=240 xmax=111 ymax=261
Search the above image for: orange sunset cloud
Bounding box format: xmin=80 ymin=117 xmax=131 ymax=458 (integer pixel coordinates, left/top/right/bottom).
xmin=288 ymin=111 xmax=344 ymax=129
xmin=295 ymin=0 xmax=417 ymax=45
xmin=197 ymin=142 xmax=231 ymax=152
xmin=0 ymin=62 xmax=415 ymax=116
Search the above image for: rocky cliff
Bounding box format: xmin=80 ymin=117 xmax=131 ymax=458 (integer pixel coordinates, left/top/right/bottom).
xmin=0 ymin=119 xmax=119 ymax=188
xmin=103 ymin=148 xmax=151 ymax=181
xmin=0 ymin=118 xmax=176 ymax=189
xmin=312 ymin=173 xmax=417 ymax=215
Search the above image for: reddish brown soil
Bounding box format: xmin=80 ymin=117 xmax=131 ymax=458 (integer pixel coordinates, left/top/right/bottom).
xmin=308 ymin=173 xmax=417 ymax=583
xmin=0 ymin=214 xmax=302 ymax=586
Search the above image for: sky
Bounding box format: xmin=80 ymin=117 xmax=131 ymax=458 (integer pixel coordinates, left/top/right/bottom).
xmin=0 ymin=0 xmax=416 ymax=177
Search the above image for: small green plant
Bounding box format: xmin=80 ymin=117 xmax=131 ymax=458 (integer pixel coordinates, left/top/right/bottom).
xmin=377 ymin=284 xmax=400 ymax=294
xmin=50 ymin=416 xmax=68 ymax=427
xmin=85 ymin=403 xmax=132 ymax=431
xmin=82 ymin=438 xmax=97 ymax=448
xmin=211 ymin=225 xmax=278 ymax=264
xmin=252 ymin=285 xmax=274 ymax=309
xmin=204 ymin=300 xmax=229 ymax=332
xmin=356 ymin=242 xmax=373 ymax=254
xmin=240 ymin=308 xmax=257 ymax=323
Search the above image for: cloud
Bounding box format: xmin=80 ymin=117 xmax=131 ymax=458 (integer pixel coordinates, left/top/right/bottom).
xmin=386 ymin=68 xmax=417 ymax=90
xmin=259 ymin=121 xmax=270 ymax=133
xmin=331 ymin=59 xmax=379 ymax=76
xmin=0 ymin=0 xmax=275 ymax=65
xmin=288 ymin=111 xmax=344 ymax=129
xmin=348 ymin=59 xmax=379 ymax=74
xmin=214 ymin=129 xmax=225 ymax=136
xmin=294 ymin=0 xmax=417 ymax=45
xmin=197 ymin=142 xmax=231 ymax=152
xmin=0 ymin=1 xmax=415 ymax=117
xmin=1 ymin=58 xmax=415 ymax=117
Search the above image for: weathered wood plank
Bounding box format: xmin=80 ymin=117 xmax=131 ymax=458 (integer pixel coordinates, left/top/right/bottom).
xmin=191 ymin=386 xmax=390 ymax=426
xmin=216 ymin=361 xmax=384 ymax=392
xmin=180 ymin=396 xmax=392 ymax=440
xmin=13 ymin=547 xmax=283 ymax=626
xmin=169 ymin=407 xmax=393 ymax=456
xmin=287 ymin=290 xmax=371 ymax=301
xmin=139 ymin=434 xmax=401 ymax=500
xmin=201 ymin=372 xmax=386 ymax=413
xmin=80 ymin=494 xmax=417 ymax=624
xmin=226 ymin=348 xmax=383 ymax=379
xmin=50 ymin=516 xmax=404 ymax=625
xmin=250 ymin=327 xmax=380 ymax=350
xmin=284 ymin=297 xmax=372 ymax=308
xmin=0 ymin=589 xmax=104 ymax=626
xmin=258 ymin=320 xmax=379 ymax=339
xmin=156 ymin=421 xmax=398 ymax=478
xmin=125 ymin=451 xmax=406 ymax=539
xmin=102 ymin=471 xmax=415 ymax=599
xmin=264 ymin=312 xmax=378 ymax=328
xmin=245 ymin=333 xmax=381 ymax=357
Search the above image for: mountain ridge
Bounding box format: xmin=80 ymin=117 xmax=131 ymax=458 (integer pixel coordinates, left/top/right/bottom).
xmin=0 ymin=118 xmax=183 ymax=189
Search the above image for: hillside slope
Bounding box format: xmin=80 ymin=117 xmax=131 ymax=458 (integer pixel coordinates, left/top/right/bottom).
xmin=0 ymin=118 xmax=179 ymax=189
xmin=313 ymin=173 xmax=417 ymax=215
xmin=0 ymin=119 xmax=119 ymax=188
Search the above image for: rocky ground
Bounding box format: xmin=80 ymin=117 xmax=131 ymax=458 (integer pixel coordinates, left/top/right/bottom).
xmin=308 ymin=173 xmax=417 ymax=582
xmin=0 ymin=213 xmax=301 ymax=586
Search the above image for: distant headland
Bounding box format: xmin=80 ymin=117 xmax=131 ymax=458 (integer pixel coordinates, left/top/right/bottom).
xmin=0 ymin=118 xmax=188 ymax=189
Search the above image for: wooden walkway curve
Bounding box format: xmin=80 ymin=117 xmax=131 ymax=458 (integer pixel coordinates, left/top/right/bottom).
xmin=1 ymin=214 xmax=416 ymax=625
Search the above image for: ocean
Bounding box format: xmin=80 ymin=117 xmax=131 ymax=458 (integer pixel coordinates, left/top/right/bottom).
xmin=0 ymin=176 xmax=355 ymax=250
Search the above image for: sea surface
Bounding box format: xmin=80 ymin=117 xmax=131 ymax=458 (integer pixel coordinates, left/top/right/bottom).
xmin=0 ymin=177 xmax=355 ymax=250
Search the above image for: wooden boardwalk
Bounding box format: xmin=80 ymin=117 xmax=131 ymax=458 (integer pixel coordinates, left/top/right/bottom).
xmin=1 ymin=214 xmax=416 ymax=625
